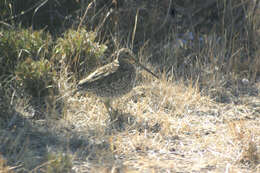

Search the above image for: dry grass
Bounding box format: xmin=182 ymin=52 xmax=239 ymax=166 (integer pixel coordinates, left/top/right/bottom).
xmin=61 ymin=71 xmax=259 ymax=172
xmin=1 ymin=67 xmax=260 ymax=172
xmin=0 ymin=155 xmax=14 ymax=173
xmin=0 ymin=0 xmax=260 ymax=172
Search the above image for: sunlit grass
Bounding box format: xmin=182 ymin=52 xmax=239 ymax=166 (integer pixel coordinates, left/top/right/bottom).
xmin=0 ymin=0 xmax=259 ymax=172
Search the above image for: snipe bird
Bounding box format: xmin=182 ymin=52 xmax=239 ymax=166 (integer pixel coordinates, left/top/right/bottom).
xmin=76 ymin=48 xmax=158 ymax=120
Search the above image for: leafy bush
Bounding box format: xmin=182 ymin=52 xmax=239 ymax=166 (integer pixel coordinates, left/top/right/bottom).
xmin=54 ymin=28 xmax=107 ymax=79
xmin=15 ymin=58 xmax=55 ymax=97
xmin=0 ymin=29 xmax=52 ymax=76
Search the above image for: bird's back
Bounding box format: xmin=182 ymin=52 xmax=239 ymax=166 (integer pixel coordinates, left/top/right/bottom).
xmin=77 ymin=58 xmax=136 ymax=98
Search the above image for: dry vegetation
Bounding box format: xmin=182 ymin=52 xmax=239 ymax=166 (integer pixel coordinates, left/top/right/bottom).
xmin=0 ymin=0 xmax=260 ymax=172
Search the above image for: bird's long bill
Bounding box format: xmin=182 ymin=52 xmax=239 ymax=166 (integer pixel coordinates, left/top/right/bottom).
xmin=133 ymin=59 xmax=159 ymax=79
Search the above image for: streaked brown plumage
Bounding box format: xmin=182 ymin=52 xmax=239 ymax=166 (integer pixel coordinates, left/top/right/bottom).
xmin=77 ymin=51 xmax=136 ymax=98
xmin=76 ymin=48 xmax=158 ymax=120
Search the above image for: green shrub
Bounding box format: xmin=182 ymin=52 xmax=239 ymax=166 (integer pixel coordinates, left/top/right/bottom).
xmin=0 ymin=29 xmax=52 ymax=76
xmin=15 ymin=58 xmax=56 ymax=97
xmin=54 ymin=28 xmax=107 ymax=79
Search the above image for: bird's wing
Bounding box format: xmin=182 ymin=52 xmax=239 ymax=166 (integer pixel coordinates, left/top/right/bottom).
xmin=78 ymin=59 xmax=120 ymax=85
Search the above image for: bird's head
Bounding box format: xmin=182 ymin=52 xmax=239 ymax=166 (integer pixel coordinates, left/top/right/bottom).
xmin=115 ymin=48 xmax=137 ymax=65
xmin=113 ymin=48 xmax=159 ymax=79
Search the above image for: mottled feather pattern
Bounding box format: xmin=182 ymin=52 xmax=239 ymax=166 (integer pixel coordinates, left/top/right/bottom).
xmin=78 ymin=59 xmax=120 ymax=85
xmin=77 ymin=57 xmax=136 ymax=98
xmin=76 ymin=47 xmax=158 ymax=99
